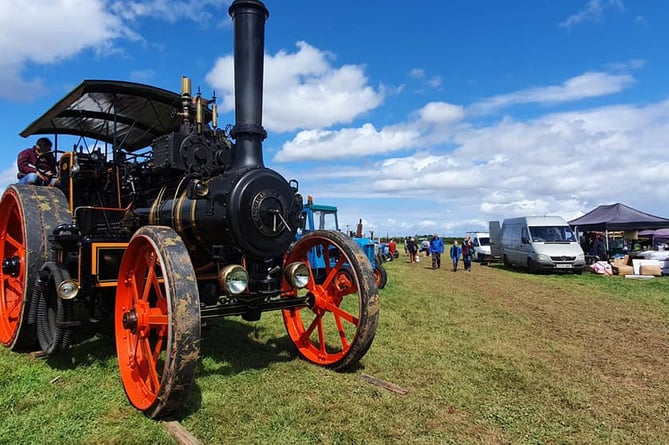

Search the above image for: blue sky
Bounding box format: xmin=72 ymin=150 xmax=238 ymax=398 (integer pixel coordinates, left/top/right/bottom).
xmin=1 ymin=0 xmax=668 ymax=238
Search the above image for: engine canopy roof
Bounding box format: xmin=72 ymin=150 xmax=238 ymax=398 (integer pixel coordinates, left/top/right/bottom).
xmin=20 ymin=80 xmax=211 ymax=152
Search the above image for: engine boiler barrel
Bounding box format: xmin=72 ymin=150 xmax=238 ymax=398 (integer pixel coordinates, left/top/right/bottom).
xmin=228 ymin=0 xmax=269 ymax=170
xmin=144 ymin=171 xmax=301 ymax=260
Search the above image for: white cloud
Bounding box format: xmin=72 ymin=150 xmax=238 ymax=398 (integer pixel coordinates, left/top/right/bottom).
xmin=0 ymin=163 xmax=18 ymax=195
xmin=274 ymin=123 xmax=420 ymax=161
xmin=408 ymin=68 xmax=442 ymax=90
xmin=468 ymin=71 xmax=634 ymax=114
xmin=426 ymin=76 xmax=443 ymax=89
xmin=0 ymin=0 xmax=229 ymax=100
xmin=417 ymin=102 xmax=465 ymax=124
xmin=0 ymin=0 xmax=130 ymax=99
xmin=274 ymin=73 xmax=632 ymax=165
xmin=559 ymin=0 xmax=625 ymax=29
xmin=272 ymin=102 xmax=463 ymax=162
xmin=206 ymin=41 xmax=385 ymax=132
xmin=110 ymin=0 xmax=229 ymax=23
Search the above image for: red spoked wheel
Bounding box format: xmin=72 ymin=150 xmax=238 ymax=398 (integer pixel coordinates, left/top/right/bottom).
xmin=373 ymin=263 xmax=388 ymax=289
xmin=0 ymin=185 xmax=69 ymax=350
xmin=282 ymin=230 xmax=379 ymax=370
xmin=115 ymin=226 xmax=201 ymax=419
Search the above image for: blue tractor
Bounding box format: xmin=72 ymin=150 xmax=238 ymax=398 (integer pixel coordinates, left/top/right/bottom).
xmin=299 ymin=197 xmax=387 ymax=289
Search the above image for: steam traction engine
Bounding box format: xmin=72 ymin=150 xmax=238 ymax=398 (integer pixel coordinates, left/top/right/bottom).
xmin=0 ymin=0 xmax=379 ymax=418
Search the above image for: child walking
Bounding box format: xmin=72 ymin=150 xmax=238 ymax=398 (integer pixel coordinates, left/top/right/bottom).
xmin=450 ymin=240 xmax=461 ymax=271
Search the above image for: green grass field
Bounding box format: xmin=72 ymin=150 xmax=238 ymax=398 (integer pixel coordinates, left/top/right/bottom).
xmin=2 ymin=258 xmax=668 ymax=444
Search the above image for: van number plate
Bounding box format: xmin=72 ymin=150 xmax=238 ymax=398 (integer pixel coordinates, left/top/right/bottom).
xmin=556 ymin=264 xmax=572 ymax=268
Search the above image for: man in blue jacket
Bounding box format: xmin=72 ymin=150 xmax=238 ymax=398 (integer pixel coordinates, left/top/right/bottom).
xmin=429 ymin=233 xmax=445 ymax=269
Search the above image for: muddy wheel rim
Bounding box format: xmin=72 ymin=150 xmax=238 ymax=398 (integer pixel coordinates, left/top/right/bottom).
xmin=115 ymin=226 xmax=201 ymax=418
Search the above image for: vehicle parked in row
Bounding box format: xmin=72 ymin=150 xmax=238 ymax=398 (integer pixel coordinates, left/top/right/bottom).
xmin=465 ymin=231 xmax=495 ymax=263
xmin=490 ymin=216 xmax=585 ymax=274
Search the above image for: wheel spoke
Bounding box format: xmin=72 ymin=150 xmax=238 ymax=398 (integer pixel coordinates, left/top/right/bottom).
xmin=317 ymin=316 xmax=326 ymax=355
xmin=128 ymin=274 xmax=141 ymax=305
xmin=3 ymin=233 xmax=23 ymax=250
xmin=332 ymin=312 xmax=350 ymax=350
xmin=5 ymin=277 xmax=23 ymax=297
xmin=324 ymin=300 xmax=358 ymax=326
xmin=139 ymin=336 xmax=161 ymax=394
xmin=1 ymin=280 xmax=22 ymax=318
xmin=152 ymin=326 xmax=167 ymax=360
xmin=146 ymin=308 xmax=169 ymax=326
xmin=141 ymin=254 xmax=158 ymax=303
xmin=3 ymin=297 xmax=21 ymax=322
xmin=304 ymin=311 xmax=323 ymax=339
xmin=321 ymin=254 xmax=346 ymax=289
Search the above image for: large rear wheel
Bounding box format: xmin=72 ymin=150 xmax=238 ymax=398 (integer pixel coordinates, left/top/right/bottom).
xmin=282 ymin=230 xmax=379 ymax=370
xmin=0 ymin=185 xmax=69 ymax=350
xmin=115 ymin=226 xmax=201 ymax=419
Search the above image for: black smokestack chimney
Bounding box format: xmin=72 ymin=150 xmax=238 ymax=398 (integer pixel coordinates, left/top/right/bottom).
xmin=228 ymin=0 xmax=269 ymax=169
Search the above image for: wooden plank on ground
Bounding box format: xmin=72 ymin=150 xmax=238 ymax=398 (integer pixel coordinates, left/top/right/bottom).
xmin=163 ymin=421 xmax=202 ymax=445
xmin=358 ymin=373 xmax=409 ymax=395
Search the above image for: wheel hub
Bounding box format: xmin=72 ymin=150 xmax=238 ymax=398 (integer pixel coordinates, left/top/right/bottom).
xmin=304 ymin=291 xmax=317 ymax=309
xmin=122 ymin=308 xmax=138 ymax=334
xmin=2 ymin=256 xmax=20 ymax=277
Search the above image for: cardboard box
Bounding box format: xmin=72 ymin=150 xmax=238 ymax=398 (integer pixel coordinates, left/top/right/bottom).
xmin=632 ymin=259 xmax=661 ymax=275
xmin=613 ymin=265 xmax=634 ymax=276
xmin=611 ymin=255 xmax=633 ymax=276
xmin=610 ymin=256 xmax=628 ymax=266
xmin=640 ymin=264 xmax=662 ymax=276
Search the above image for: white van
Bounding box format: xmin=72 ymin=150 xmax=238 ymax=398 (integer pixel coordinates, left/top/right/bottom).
xmin=497 ymin=216 xmax=585 ymax=273
xmin=465 ymin=231 xmax=492 ymax=262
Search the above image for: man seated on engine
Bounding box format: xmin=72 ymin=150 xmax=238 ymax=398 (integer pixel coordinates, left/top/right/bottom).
xmin=17 ymin=137 xmax=57 ymax=186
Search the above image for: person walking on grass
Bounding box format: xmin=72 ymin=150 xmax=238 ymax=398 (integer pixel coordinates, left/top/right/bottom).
xmin=406 ymin=237 xmax=418 ymax=263
xmin=462 ymin=235 xmax=474 ymax=271
xmin=450 ymin=239 xmax=461 ymax=271
xmin=421 ymin=239 xmax=430 ymax=257
xmin=429 ymin=233 xmax=444 ymax=269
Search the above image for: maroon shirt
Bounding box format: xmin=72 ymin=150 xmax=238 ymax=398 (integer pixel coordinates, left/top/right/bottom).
xmin=17 ymin=147 xmax=56 ymax=177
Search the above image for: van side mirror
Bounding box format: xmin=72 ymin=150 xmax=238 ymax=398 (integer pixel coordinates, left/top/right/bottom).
xmin=521 ymin=236 xmax=529 ymax=244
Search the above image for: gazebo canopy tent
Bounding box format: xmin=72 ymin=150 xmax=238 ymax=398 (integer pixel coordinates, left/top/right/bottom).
xmin=568 ymin=203 xmax=669 ymax=231
xmin=638 ymin=228 xmax=669 ymax=249
xmin=569 ymin=203 xmax=669 ymax=251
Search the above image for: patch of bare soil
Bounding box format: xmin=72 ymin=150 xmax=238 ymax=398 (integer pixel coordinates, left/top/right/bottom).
xmin=448 ymin=263 xmax=669 ymax=424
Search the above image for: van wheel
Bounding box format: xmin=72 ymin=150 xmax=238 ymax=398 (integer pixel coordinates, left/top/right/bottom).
xmin=503 ymin=255 xmax=511 ymax=268
xmin=527 ymin=258 xmax=537 ymax=273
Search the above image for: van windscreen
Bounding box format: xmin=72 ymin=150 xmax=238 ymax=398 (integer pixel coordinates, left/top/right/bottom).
xmin=529 ymin=226 xmax=576 ymax=243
